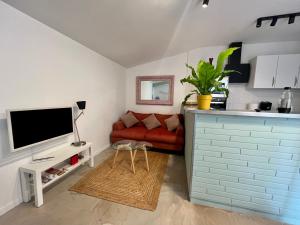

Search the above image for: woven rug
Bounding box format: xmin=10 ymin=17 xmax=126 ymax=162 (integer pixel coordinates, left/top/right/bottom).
xmin=70 ymin=150 xmax=169 ymax=211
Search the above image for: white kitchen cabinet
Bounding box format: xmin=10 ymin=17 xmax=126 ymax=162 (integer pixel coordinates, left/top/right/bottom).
xmin=249 ymin=54 xmax=300 ymax=89
xmin=275 ymin=54 xmax=300 ymax=88
xmin=249 ymin=55 xmax=279 ymax=88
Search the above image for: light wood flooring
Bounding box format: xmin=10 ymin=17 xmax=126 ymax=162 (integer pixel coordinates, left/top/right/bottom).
xmin=0 ymin=149 xmax=286 ymax=225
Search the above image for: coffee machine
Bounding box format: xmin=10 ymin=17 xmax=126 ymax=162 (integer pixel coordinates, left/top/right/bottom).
xmin=211 ymin=77 xmax=228 ymax=110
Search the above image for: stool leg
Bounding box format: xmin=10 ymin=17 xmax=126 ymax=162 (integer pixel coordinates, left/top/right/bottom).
xmin=112 ymin=149 xmax=119 ymax=168
xmin=133 ymin=149 xmax=137 ymax=160
xmin=143 ymin=148 xmax=150 ymax=172
xmin=130 ymin=150 xmax=135 ymax=174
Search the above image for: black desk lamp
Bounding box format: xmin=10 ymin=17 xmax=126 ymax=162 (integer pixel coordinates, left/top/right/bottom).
xmin=72 ymin=101 xmax=87 ymax=146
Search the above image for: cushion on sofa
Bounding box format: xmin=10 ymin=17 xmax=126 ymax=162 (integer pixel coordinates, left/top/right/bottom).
xmin=129 ymin=111 xmax=150 ymax=121
xmin=164 ymin=115 xmax=180 ymax=131
xmin=144 ymin=127 xmax=177 ymax=144
xmin=142 ymin=114 xmax=161 ymax=130
xmin=154 ymin=114 xmax=171 ymax=129
xmin=111 ymin=126 xmax=147 ymax=140
xmin=121 ymin=112 xmax=139 ymax=128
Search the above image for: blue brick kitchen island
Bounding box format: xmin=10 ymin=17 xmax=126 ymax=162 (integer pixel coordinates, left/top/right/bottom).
xmin=184 ymin=108 xmax=300 ymax=225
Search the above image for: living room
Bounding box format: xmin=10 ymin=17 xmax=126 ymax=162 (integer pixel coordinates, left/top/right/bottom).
xmin=0 ymin=0 xmax=300 ymax=225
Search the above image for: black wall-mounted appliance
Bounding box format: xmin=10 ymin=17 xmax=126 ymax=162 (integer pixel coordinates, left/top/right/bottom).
xmin=225 ymin=42 xmax=251 ymax=83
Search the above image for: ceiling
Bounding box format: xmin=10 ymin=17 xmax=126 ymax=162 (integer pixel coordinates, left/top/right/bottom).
xmin=2 ymin=0 xmax=300 ymax=67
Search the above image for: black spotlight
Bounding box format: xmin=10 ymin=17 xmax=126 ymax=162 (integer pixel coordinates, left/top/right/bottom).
xmin=270 ymin=17 xmax=278 ymax=26
xmin=202 ymin=0 xmax=209 ymax=8
xmin=256 ymin=18 xmax=262 ymax=28
xmin=288 ymin=15 xmax=295 ymax=24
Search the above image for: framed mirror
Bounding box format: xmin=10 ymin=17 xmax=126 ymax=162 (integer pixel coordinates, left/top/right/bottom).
xmin=136 ymin=75 xmax=174 ymax=105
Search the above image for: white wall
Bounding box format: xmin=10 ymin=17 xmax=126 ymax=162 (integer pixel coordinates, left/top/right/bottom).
xmin=0 ymin=2 xmax=126 ymax=215
xmin=126 ymin=41 xmax=300 ymax=113
xmin=126 ymin=53 xmax=188 ymax=114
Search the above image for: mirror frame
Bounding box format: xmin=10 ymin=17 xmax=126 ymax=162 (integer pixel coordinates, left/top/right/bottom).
xmin=136 ymin=75 xmax=174 ymax=105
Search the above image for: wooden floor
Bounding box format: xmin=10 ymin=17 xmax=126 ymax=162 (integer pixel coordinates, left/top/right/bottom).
xmin=0 ymin=149 xmax=286 ymax=225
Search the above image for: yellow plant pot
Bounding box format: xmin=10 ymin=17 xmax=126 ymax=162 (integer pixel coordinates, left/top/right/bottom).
xmin=197 ymin=95 xmax=212 ymax=110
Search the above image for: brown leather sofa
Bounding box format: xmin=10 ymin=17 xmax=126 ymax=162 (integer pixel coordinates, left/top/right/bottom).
xmin=111 ymin=111 xmax=184 ymax=152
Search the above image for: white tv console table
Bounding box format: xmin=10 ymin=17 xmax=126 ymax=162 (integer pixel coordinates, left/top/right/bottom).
xmin=20 ymin=142 xmax=94 ymax=207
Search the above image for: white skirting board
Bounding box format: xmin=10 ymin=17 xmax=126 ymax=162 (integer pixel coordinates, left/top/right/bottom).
xmin=0 ymin=143 xmax=111 ymax=216
xmin=0 ymin=198 xmax=22 ymax=216
xmin=94 ymin=144 xmax=111 ymax=156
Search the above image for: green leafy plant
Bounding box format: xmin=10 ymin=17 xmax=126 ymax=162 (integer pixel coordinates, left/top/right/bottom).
xmin=180 ymin=48 xmax=239 ymax=104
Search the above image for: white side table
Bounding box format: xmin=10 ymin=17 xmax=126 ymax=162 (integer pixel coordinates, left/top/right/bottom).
xmin=20 ymin=142 xmax=94 ymax=207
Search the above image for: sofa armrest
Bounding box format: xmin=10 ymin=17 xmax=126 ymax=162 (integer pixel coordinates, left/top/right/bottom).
xmin=175 ymin=124 xmax=184 ymax=137
xmin=113 ymin=120 xmax=125 ymax=131
xmin=175 ymin=124 xmax=185 ymax=147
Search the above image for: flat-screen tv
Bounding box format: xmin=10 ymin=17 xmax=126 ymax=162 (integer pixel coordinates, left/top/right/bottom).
xmin=7 ymin=107 xmax=74 ymax=152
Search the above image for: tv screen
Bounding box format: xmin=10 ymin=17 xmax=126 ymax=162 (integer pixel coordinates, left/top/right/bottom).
xmin=7 ymin=107 xmax=73 ymax=151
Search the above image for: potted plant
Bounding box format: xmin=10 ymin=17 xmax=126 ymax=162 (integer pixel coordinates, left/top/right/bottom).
xmin=180 ymin=48 xmax=238 ymax=110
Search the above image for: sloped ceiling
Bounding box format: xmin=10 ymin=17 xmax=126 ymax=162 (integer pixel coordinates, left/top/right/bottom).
xmin=2 ymin=0 xmax=300 ymax=67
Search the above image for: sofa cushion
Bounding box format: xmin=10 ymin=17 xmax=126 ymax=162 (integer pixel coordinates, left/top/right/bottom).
xmin=129 ymin=111 xmax=150 ymax=121
xmin=142 ymin=114 xmax=161 ymax=130
xmin=144 ymin=127 xmax=177 ymax=144
xmin=126 ymin=111 xmax=150 ymax=127
xmin=154 ymin=114 xmax=171 ymax=129
xmin=121 ymin=112 xmax=139 ymax=128
xmin=111 ymin=127 xmax=147 ymax=140
xmin=164 ymin=115 xmax=180 ymax=131
xmin=155 ymin=113 xmax=182 ymax=129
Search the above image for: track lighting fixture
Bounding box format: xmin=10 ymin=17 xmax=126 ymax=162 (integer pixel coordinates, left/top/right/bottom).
xmin=256 ymin=12 xmax=299 ymax=28
xmin=202 ymin=0 xmax=209 ymax=8
xmin=288 ymin=15 xmax=295 ymax=24
xmin=270 ymin=17 xmax=278 ymax=26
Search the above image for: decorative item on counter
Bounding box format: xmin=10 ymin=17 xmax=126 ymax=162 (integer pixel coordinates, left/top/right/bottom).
xmin=57 ymin=168 xmax=67 ymax=176
xmin=247 ymin=103 xmax=259 ymax=111
xmin=42 ymin=176 xmax=51 ymax=184
xmin=42 ymin=168 xmax=61 ymax=183
xmin=45 ymin=168 xmax=61 ymax=175
xmin=31 ymin=156 xmax=55 ymax=163
xmin=278 ymin=87 xmax=293 ymax=113
xmin=181 ymin=48 xmax=239 ymax=110
xmin=42 ymin=172 xmax=55 ymax=180
xmin=258 ymin=101 xmax=272 ymax=111
xmin=78 ymin=154 xmax=84 ymax=160
xmin=70 ymin=154 xmax=79 ymax=165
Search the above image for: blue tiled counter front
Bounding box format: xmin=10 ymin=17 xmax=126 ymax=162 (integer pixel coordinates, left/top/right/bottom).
xmin=184 ymin=110 xmax=300 ymax=225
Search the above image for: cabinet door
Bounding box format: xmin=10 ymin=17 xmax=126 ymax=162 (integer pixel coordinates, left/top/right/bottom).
xmin=275 ymin=54 xmax=300 ymax=89
xmin=253 ymin=55 xmax=279 ymax=88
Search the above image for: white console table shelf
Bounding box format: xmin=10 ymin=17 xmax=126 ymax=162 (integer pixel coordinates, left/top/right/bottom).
xmin=20 ymin=142 xmax=94 ymax=207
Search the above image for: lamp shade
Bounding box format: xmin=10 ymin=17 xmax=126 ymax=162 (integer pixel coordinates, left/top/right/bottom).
xmin=76 ymin=101 xmax=86 ymax=110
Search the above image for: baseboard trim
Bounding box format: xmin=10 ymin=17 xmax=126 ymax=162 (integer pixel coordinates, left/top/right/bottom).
xmin=190 ymin=198 xmax=300 ymax=225
xmin=93 ymin=144 xmax=110 ymax=156
xmin=0 ymin=198 xmax=22 ymax=216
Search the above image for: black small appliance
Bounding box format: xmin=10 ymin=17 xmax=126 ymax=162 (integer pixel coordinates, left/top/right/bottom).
xmin=259 ymin=101 xmax=272 ymax=111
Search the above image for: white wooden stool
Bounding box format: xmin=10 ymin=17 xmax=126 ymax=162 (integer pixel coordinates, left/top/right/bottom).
xmin=133 ymin=144 xmax=149 ymax=172
xmin=112 ymin=143 xmax=136 ymax=174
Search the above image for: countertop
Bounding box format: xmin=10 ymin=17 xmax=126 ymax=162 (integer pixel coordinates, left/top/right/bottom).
xmin=184 ymin=107 xmax=300 ymax=119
